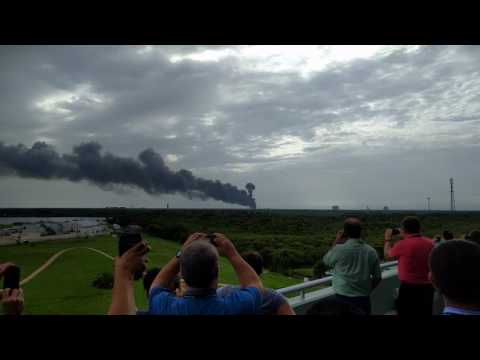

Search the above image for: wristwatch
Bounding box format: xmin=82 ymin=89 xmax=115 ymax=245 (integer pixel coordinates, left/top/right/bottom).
xmin=176 ymin=250 xmax=182 ymax=259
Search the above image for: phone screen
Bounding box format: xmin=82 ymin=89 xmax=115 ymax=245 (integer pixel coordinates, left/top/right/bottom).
xmin=3 ymin=266 xmax=20 ymax=289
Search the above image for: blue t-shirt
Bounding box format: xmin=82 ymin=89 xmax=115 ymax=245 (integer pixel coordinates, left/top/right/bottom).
xmin=217 ymin=286 xmax=287 ymax=315
xmin=148 ymin=286 xmax=262 ymax=315
xmin=443 ymin=306 xmax=480 ymax=315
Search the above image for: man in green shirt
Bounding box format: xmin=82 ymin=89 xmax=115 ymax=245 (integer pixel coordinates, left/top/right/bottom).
xmin=323 ymin=218 xmax=382 ymax=315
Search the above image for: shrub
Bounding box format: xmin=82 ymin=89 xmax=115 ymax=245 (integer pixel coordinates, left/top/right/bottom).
xmin=258 ymin=248 xmax=273 ymax=269
xmin=92 ymin=273 xmax=114 ymax=289
xmin=270 ymin=248 xmax=305 ymax=274
xmin=290 ymin=268 xmax=314 ymax=279
xmin=313 ymin=260 xmax=328 ymax=279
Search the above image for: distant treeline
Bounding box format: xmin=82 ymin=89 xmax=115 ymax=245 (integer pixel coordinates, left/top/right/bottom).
xmin=2 ymin=207 xmax=478 ymax=218
xmin=4 ymin=208 xmax=480 ymax=277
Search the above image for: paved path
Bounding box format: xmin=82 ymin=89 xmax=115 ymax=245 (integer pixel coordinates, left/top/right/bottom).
xmin=20 ymin=247 xmax=114 ymax=286
xmin=19 ymin=247 xmax=229 ymax=287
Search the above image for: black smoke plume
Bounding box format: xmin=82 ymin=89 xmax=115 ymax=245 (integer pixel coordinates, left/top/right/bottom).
xmin=245 ymin=182 xmax=255 ymax=198
xmin=0 ymin=141 xmax=256 ymax=208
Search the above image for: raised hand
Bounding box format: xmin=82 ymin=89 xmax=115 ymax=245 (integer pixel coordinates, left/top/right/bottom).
xmin=212 ymin=233 xmax=237 ymax=258
xmin=2 ymin=288 xmax=24 ymax=315
xmin=115 ymin=241 xmax=149 ymax=279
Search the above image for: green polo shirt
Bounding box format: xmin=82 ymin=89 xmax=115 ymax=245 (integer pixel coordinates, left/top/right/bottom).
xmin=323 ymin=238 xmax=381 ymax=297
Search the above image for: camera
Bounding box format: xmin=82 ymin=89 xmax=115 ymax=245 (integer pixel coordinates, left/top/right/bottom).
xmin=391 ymin=228 xmax=400 ymax=236
xmin=206 ymin=233 xmax=217 ymax=246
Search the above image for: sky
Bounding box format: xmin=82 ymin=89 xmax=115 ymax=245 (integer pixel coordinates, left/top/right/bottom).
xmin=1 ymin=45 xmax=480 ymax=210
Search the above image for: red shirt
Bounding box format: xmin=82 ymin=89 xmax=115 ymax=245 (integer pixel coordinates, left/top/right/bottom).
xmin=388 ymin=234 xmax=434 ymax=284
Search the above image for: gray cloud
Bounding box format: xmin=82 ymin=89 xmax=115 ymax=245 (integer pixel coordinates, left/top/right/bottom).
xmin=1 ymin=45 xmax=480 ymax=209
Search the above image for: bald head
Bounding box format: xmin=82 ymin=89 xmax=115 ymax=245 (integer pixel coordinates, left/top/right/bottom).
xmin=180 ymin=241 xmax=219 ymax=288
xmin=344 ymin=217 xmax=362 ymax=238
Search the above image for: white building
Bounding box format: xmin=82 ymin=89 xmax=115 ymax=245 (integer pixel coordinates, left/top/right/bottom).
xmin=77 ymin=219 xmax=109 ymax=236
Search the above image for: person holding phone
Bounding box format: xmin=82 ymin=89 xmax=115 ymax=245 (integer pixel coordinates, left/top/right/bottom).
xmin=384 ymin=216 xmax=434 ymax=316
xmin=108 ymin=236 xmax=150 ymax=315
xmin=322 ymin=218 xmax=382 ymax=315
xmin=1 ymin=262 xmax=24 ymax=315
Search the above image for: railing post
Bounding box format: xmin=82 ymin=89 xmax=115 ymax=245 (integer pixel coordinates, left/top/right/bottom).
xmin=300 ymin=289 xmax=305 ymax=300
xmin=300 ymin=277 xmax=308 ymax=300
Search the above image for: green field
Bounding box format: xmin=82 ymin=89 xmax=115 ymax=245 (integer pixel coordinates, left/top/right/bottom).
xmin=0 ymin=234 xmax=299 ymax=315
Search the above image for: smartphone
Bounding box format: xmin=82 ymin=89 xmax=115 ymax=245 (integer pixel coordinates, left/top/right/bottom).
xmin=118 ymin=228 xmax=144 ymax=280
xmin=3 ymin=265 xmax=20 ymax=290
xmin=118 ymin=232 xmax=143 ymax=256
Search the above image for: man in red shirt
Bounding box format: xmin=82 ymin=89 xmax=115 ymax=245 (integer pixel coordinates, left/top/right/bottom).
xmin=384 ymin=216 xmax=434 ymax=316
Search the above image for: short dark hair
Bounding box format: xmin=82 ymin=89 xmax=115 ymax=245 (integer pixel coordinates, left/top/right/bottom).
xmin=306 ymin=297 xmax=365 ymax=316
xmin=429 ymin=240 xmax=480 ymax=306
xmin=143 ymin=267 xmax=161 ymax=293
xmin=401 ymin=216 xmax=421 ymax=234
xmin=180 ymin=242 xmax=219 ymax=288
xmin=343 ymin=217 xmax=362 ymax=238
xmin=241 ymin=251 xmax=263 ymax=276
xmin=442 ymin=230 xmax=454 ymax=240
xmin=468 ymin=230 xmax=480 ymax=245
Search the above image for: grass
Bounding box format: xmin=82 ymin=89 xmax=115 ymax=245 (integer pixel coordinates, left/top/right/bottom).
xmin=290 ymin=268 xmax=314 ymax=278
xmin=0 ymin=234 xmax=299 ymax=314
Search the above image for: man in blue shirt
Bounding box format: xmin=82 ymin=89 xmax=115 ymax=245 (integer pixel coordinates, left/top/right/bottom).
xmin=429 ymin=240 xmax=480 ymax=315
xmin=147 ymin=232 xmax=263 ymax=315
xmin=108 ymin=232 xmax=264 ymax=315
xmin=217 ymin=251 xmax=295 ymax=315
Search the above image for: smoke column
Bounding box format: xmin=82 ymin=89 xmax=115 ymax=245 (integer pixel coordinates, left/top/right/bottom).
xmin=245 ymin=183 xmax=255 ymax=198
xmin=0 ymin=141 xmax=256 ymax=208
xmin=245 ymin=183 xmax=256 ymax=209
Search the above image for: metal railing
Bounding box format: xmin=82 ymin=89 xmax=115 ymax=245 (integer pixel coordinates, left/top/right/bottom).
xmin=277 ymin=260 xmax=398 ymax=299
xmin=276 ymin=260 xmax=447 ymax=315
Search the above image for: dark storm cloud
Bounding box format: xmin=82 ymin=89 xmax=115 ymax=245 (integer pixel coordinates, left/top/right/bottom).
xmin=0 ymin=141 xmax=255 ymax=208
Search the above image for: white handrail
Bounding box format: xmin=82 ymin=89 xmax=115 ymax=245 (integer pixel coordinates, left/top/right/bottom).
xmin=277 ymin=260 xmax=398 ymax=296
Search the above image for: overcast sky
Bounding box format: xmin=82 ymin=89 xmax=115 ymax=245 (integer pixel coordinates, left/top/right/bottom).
xmin=1 ymin=45 xmax=480 ymax=210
